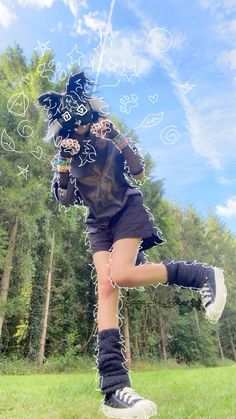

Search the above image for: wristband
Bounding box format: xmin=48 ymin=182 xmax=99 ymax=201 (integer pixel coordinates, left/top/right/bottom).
xmin=112 ymin=133 xmax=129 ymax=150
xmin=57 ymin=157 xmax=72 ymax=173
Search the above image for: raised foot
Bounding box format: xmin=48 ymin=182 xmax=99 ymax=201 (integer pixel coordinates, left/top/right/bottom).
xmin=199 ymin=267 xmax=227 ymax=323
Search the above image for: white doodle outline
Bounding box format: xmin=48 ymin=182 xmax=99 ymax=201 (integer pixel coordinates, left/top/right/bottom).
xmin=1 ymin=129 xmax=23 ymax=153
xmin=134 ymin=112 xmax=164 ymax=130
xmin=67 ymin=44 xmax=85 ymax=66
xmin=17 ymin=164 xmax=29 ymax=180
xmin=177 ymin=81 xmax=197 ymax=95
xmin=7 ymin=91 xmax=29 ymax=117
xmin=21 ymin=74 xmax=33 ymax=86
xmin=160 ymin=125 xmax=181 ymax=145
xmin=120 ymin=94 xmax=139 ymax=114
xmin=148 ymin=94 xmax=159 ymax=104
xmin=31 ymin=146 xmax=43 ymax=160
xmin=17 ymin=120 xmax=34 ymax=138
xmin=146 ymin=27 xmax=174 ymax=54
xmin=120 ymin=63 xmax=139 ymax=83
xmin=35 ymin=39 xmax=51 ymax=56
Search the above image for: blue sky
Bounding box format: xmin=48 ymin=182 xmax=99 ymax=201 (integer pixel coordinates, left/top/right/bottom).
xmin=1 ymin=0 xmax=236 ymax=234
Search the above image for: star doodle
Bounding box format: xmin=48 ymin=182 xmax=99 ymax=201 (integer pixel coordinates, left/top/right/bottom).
xmin=17 ymin=165 xmax=29 ymax=180
xmin=177 ymin=81 xmax=197 ymax=95
xmin=35 ymin=40 xmax=51 ymax=56
xmin=120 ymin=63 xmax=139 ymax=83
xmin=67 ymin=45 xmax=85 ymax=66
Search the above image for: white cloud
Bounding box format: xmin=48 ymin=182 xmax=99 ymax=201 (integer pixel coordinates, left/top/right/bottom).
xmin=18 ymin=0 xmax=54 ymax=7
xmin=185 ymin=95 xmax=236 ymax=170
xmin=218 ymin=176 xmax=231 ymax=185
xmin=73 ymin=18 xmax=88 ymax=35
xmin=74 ymin=11 xmax=109 ymax=35
xmin=217 ymin=18 xmax=236 ymax=38
xmin=0 ymin=3 xmax=17 ymax=29
xmin=83 ymin=11 xmax=109 ymax=33
xmin=216 ymin=196 xmax=236 ymax=217
xmin=63 ymin=0 xmax=88 ymax=17
xmin=92 ymin=31 xmax=152 ymax=75
xmin=199 ymin=0 xmax=236 ymax=83
xmin=72 ymin=2 xmax=234 ymax=173
xmin=200 ymin=0 xmax=236 ymax=13
xmin=222 ymin=47 xmax=236 ymax=70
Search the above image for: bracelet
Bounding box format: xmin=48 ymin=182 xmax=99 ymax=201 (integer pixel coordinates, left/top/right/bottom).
xmin=112 ymin=133 xmax=128 ymax=150
xmin=57 ymin=157 xmax=71 ymax=173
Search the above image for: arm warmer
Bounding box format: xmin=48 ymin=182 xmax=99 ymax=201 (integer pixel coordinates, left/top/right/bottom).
xmin=120 ymin=139 xmax=145 ymax=176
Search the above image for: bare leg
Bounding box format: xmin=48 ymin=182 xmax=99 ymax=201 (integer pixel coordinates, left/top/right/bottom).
xmin=93 ymin=251 xmax=120 ymax=331
xmin=110 ymin=238 xmax=168 ymax=287
xmin=94 ymin=242 xmax=159 ymax=416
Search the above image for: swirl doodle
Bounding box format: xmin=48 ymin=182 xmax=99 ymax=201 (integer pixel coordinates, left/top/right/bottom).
xmin=17 ymin=120 xmax=34 ymax=138
xmin=160 ymin=125 xmax=181 ymax=145
xmin=147 ymin=27 xmax=173 ymax=54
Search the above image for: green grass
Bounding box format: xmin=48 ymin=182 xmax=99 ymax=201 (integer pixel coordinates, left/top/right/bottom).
xmin=0 ymin=365 xmax=235 ymax=418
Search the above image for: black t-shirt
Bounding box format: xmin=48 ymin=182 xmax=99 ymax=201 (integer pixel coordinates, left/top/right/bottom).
xmin=52 ymin=136 xmax=141 ymax=224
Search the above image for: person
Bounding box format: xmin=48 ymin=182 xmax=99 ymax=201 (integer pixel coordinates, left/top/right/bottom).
xmin=38 ymin=72 xmax=227 ymax=419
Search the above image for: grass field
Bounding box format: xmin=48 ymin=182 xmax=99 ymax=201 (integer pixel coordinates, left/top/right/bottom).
xmin=0 ymin=365 xmax=235 ymax=418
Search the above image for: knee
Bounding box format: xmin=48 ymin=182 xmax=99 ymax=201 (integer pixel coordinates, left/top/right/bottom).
xmin=110 ymin=266 xmax=132 ymax=287
xmin=97 ymin=273 xmax=116 ymax=298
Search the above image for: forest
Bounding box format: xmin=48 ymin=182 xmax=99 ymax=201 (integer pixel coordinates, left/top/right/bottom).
xmin=0 ymin=45 xmax=235 ymax=371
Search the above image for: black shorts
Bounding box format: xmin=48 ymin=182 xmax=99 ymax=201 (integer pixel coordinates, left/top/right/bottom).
xmin=87 ymin=194 xmax=164 ymax=255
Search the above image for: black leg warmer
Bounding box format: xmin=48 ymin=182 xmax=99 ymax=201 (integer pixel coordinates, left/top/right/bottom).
xmin=164 ymin=260 xmax=212 ymax=289
xmin=97 ymin=328 xmax=131 ymax=395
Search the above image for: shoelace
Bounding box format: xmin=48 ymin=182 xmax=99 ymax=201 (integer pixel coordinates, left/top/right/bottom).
xmin=199 ymin=283 xmax=213 ymax=306
xmin=115 ymin=387 xmax=143 ymax=405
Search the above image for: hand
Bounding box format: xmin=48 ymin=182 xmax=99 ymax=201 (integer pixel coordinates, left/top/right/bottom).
xmin=90 ymin=119 xmax=119 ymax=140
xmin=60 ymin=138 xmax=81 ymax=156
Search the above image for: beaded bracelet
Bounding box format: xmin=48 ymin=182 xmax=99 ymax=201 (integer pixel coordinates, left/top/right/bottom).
xmin=112 ymin=133 xmax=129 ymax=150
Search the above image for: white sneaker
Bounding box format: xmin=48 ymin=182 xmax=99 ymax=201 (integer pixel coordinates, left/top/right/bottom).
xmin=101 ymin=387 xmax=157 ymax=418
xmin=199 ymin=267 xmax=227 ymax=323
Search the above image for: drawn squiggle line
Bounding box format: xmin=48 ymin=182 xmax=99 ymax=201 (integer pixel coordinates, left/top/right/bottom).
xmin=98 ymin=79 xmax=121 ymax=90
xmin=93 ymin=0 xmax=116 ymax=91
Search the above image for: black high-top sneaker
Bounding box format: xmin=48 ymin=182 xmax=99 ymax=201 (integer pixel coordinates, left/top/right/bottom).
xmin=165 ymin=261 xmax=227 ymax=323
xmin=101 ymin=386 xmax=157 ymax=418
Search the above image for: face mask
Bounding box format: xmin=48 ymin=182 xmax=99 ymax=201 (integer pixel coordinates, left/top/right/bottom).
xmin=38 ymin=72 xmax=94 ymax=139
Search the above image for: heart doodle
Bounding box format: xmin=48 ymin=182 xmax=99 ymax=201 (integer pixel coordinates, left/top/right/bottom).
xmin=21 ymin=74 xmax=33 ymax=85
xmin=148 ymin=94 xmax=159 ymax=104
xmin=31 ymin=146 xmax=43 ymax=160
